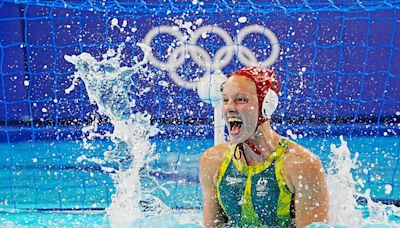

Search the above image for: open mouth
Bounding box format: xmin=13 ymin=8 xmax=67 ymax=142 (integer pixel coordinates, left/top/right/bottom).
xmin=228 ymin=117 xmax=243 ymax=135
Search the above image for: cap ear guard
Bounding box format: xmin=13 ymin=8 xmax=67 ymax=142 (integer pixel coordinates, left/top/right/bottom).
xmin=261 ymin=89 xmax=279 ymax=118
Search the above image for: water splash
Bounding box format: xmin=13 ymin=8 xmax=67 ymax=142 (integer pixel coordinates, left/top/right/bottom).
xmin=327 ymin=136 xmax=363 ymax=227
xmin=65 ymin=44 xmax=169 ymax=227
xmin=364 ymin=189 xmax=400 ymax=225
xmin=325 ymin=136 xmax=400 ymax=227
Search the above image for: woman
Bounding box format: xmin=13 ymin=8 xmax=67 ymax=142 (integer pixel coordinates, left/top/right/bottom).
xmin=200 ymin=66 xmax=328 ymax=228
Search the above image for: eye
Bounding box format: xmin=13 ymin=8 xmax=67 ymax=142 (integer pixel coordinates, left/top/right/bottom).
xmin=237 ymin=97 xmax=248 ymax=103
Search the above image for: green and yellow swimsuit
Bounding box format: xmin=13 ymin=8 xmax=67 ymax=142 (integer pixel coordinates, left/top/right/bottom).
xmin=216 ymin=138 xmax=294 ymax=227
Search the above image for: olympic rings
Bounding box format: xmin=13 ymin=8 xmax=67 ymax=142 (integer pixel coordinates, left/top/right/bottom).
xmin=142 ymin=24 xmax=280 ymax=90
xmin=236 ymin=25 xmax=280 ymax=68
xmin=188 ymin=25 xmax=234 ymax=72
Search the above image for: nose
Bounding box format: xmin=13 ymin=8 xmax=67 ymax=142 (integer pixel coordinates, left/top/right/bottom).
xmin=225 ymin=99 xmax=237 ymax=113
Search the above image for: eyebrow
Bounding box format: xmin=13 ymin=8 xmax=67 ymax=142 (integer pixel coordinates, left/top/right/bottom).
xmin=221 ymin=93 xmax=250 ymax=97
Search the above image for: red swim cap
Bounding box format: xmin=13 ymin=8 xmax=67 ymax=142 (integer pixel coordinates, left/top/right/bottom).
xmin=229 ymin=66 xmax=279 ymax=126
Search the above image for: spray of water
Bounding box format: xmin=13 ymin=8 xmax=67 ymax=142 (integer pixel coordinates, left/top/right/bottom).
xmin=327 ymin=136 xmax=363 ymax=227
xmin=326 ymin=136 xmax=400 ymax=227
xmin=65 ymin=44 xmax=169 ymax=227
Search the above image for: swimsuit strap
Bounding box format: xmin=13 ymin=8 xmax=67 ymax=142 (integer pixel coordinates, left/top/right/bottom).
xmin=274 ymin=137 xmax=293 ymax=226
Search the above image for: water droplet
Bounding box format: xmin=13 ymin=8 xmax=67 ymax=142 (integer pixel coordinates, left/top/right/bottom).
xmin=106 ymin=49 xmax=116 ymax=57
xmin=238 ymin=16 xmax=247 ymax=23
xmin=111 ymin=18 xmax=118 ymax=26
xmin=122 ymin=20 xmax=127 ymax=28
xmin=384 ymin=184 xmax=392 ymax=194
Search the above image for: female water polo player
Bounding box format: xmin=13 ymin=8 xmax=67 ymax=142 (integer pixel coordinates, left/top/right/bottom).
xmin=200 ymin=66 xmax=328 ymax=227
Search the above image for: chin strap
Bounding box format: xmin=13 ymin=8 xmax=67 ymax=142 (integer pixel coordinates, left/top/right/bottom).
xmin=244 ymin=140 xmax=263 ymax=155
xmin=233 ymin=125 xmax=264 ymax=161
xmin=234 ymin=140 xmax=263 ymax=162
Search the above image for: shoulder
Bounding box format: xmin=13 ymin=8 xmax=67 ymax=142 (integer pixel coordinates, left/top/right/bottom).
xmin=284 ymin=140 xmax=322 ymax=167
xmin=200 ymin=143 xmax=229 ymax=171
xmin=200 ymin=143 xmax=229 ymax=186
xmin=283 ymin=140 xmax=325 ymax=191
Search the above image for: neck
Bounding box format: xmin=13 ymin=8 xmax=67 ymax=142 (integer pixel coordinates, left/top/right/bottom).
xmin=241 ymin=121 xmax=281 ymax=165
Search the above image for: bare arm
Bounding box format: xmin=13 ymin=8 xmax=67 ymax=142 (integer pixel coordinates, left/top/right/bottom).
xmin=200 ymin=147 xmax=228 ymax=227
xmin=286 ymin=149 xmax=329 ymax=228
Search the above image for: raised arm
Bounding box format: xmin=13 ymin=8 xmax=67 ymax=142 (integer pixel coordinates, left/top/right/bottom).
xmin=200 ymin=148 xmax=228 ymax=227
xmin=286 ymin=149 xmax=329 ymax=228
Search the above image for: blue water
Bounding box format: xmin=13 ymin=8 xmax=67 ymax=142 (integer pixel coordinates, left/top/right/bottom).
xmin=0 ymin=210 xmax=203 ymax=227
xmin=0 ymin=135 xmax=399 ymax=226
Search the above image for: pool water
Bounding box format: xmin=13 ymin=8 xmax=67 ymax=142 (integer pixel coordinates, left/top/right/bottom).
xmin=0 ymin=136 xmax=399 ymax=226
xmin=0 ymin=209 xmax=204 ymax=227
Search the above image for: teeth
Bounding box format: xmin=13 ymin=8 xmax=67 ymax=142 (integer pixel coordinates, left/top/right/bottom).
xmin=228 ymin=117 xmax=242 ymax=123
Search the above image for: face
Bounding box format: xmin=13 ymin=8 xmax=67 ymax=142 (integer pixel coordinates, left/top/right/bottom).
xmin=222 ymin=75 xmax=259 ymax=144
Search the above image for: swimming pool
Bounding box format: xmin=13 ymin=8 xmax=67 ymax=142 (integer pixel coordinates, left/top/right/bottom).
xmin=1 ymin=135 xmax=399 ymax=226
